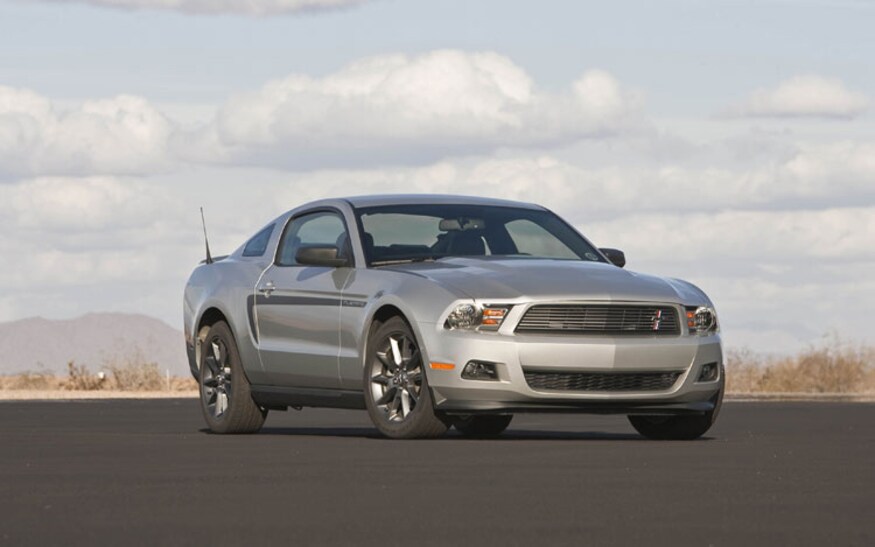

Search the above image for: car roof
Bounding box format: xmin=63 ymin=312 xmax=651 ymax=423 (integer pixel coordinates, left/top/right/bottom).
xmin=336 ymin=194 xmax=546 ymax=210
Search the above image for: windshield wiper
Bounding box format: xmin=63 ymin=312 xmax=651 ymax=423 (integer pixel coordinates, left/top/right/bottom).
xmin=371 ymin=255 xmax=447 ymax=266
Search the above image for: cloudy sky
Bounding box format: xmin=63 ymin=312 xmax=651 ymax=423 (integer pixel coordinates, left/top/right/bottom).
xmin=1 ymin=0 xmax=873 ymax=354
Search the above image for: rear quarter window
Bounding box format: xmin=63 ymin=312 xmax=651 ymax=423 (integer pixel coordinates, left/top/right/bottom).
xmin=242 ymin=224 xmax=275 ymax=257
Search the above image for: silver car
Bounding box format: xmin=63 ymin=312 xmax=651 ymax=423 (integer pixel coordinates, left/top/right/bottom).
xmin=184 ymin=195 xmax=724 ymax=439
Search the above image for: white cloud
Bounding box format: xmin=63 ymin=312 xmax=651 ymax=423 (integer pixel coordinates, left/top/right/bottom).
xmin=1 ymin=52 xmax=641 ymax=175
xmin=583 ymin=207 xmax=875 ymax=263
xmin=0 ymin=177 xmax=198 ymax=323
xmin=728 ymin=75 xmax=869 ymax=119
xmin=0 ymin=86 xmax=174 ymax=177
xmin=259 ymin=138 xmax=875 ymax=220
xmin=191 ymin=50 xmax=642 ymax=169
xmin=29 ymin=0 xmax=371 ymax=16
xmin=0 ymin=177 xmax=172 ymax=233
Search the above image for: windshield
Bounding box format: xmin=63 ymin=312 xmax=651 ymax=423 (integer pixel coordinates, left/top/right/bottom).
xmin=355 ymin=204 xmax=606 ymax=266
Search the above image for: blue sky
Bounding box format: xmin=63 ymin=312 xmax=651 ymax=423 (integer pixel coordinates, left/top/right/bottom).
xmin=1 ymin=0 xmax=873 ymax=354
xmin=3 ymin=0 xmax=873 ymax=110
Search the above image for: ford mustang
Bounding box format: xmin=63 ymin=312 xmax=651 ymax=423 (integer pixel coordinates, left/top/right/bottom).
xmin=184 ymin=195 xmax=724 ymax=439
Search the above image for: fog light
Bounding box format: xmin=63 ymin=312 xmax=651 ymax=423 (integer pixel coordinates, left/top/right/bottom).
xmin=698 ymin=362 xmax=719 ymax=382
xmin=461 ymin=361 xmax=499 ymax=381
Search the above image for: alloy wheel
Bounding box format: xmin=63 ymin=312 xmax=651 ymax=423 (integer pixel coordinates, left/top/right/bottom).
xmin=369 ymin=333 xmax=423 ymax=423
xmin=201 ymin=338 xmax=232 ymax=419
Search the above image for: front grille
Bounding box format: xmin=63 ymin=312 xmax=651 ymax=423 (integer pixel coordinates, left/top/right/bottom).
xmin=524 ymin=370 xmax=683 ymax=392
xmin=515 ymin=305 xmax=680 ymax=335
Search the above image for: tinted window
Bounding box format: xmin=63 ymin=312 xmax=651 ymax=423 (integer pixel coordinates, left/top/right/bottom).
xmin=505 ymin=219 xmax=578 ymax=259
xmin=277 ymin=211 xmax=348 ymax=266
xmin=356 ymin=204 xmax=604 ymax=265
xmin=242 ymin=224 xmax=275 ymax=257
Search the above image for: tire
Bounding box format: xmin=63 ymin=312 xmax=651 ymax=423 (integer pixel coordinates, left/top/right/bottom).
xmin=628 ymin=366 xmax=725 ymax=440
xmin=364 ymin=317 xmax=450 ymax=439
xmin=199 ymin=321 xmax=267 ymax=434
xmin=453 ymin=415 xmax=513 ymax=437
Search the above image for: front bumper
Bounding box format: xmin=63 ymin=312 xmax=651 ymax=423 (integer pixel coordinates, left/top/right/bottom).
xmin=417 ymin=322 xmax=723 ymax=415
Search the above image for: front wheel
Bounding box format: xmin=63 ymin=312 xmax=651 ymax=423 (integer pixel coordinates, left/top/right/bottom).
xmin=364 ymin=317 xmax=450 ymax=439
xmin=628 ymin=367 xmax=725 ymax=440
xmin=199 ymin=321 xmax=267 ymax=434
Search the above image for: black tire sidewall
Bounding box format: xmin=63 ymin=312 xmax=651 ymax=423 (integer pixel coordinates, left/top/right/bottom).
xmin=199 ymin=321 xmax=265 ymax=434
xmin=629 ymin=366 xmax=726 ymax=440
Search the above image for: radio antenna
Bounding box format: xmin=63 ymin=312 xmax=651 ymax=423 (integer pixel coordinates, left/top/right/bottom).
xmin=200 ymin=207 xmax=213 ymax=265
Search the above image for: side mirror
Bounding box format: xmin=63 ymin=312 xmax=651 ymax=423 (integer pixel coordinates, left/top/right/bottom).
xmin=599 ymin=248 xmax=626 ymax=268
xmin=295 ymin=245 xmax=349 ymax=268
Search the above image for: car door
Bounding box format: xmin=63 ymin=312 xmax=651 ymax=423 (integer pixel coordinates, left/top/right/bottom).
xmin=255 ymin=210 xmax=353 ymax=388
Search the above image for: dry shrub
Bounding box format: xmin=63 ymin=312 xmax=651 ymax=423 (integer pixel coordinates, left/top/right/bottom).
xmin=727 ymin=336 xmax=873 ymax=394
xmin=107 ymin=363 xmax=164 ymax=391
xmin=168 ymin=376 xmax=198 ymax=391
xmin=65 ymin=361 xmax=106 ymax=391
xmin=725 ymin=348 xmax=764 ymax=393
xmin=104 ymin=347 xmax=164 ymax=391
xmin=2 ymin=349 xmax=196 ymax=392
xmin=865 ymin=365 xmax=875 ymax=392
xmin=2 ymin=371 xmax=59 ymax=390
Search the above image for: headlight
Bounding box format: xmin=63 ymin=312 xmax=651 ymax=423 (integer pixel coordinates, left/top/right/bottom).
xmin=445 ymin=304 xmax=510 ymax=332
xmin=446 ymin=304 xmax=481 ymax=329
xmin=685 ymin=306 xmax=718 ymax=335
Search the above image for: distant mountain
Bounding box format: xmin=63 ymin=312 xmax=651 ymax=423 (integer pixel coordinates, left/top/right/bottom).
xmin=0 ymin=313 xmax=190 ymax=377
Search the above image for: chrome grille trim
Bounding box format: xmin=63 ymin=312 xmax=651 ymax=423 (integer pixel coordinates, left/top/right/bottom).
xmin=515 ymin=304 xmax=680 ymax=335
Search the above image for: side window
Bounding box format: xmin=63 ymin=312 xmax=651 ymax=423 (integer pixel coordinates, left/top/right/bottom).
xmin=505 ymin=219 xmax=578 ymax=259
xmin=242 ymin=224 xmax=275 ymax=257
xmin=277 ymin=211 xmax=348 ymax=266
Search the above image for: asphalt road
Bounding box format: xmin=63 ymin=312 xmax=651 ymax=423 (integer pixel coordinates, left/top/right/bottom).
xmin=0 ymin=400 xmax=872 ymax=546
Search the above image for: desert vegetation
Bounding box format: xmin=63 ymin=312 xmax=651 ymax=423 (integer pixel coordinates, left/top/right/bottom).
xmin=726 ymin=336 xmax=874 ymax=394
xmin=0 ymin=348 xmax=196 ymax=392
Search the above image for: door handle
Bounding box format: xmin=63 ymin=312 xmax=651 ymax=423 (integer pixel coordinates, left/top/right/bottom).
xmin=259 ymin=281 xmax=276 ymax=297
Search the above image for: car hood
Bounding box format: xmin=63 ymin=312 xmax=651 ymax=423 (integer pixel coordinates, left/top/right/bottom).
xmin=385 ymin=258 xmax=708 ymax=304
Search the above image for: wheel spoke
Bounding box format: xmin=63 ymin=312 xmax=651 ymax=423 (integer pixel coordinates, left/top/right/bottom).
xmin=376 ymin=386 xmax=397 ymax=406
xmin=408 ymin=371 xmax=422 ymax=384
xmin=406 ymin=385 xmax=419 ymax=405
xmin=203 ymin=377 xmax=218 ymax=388
xmin=376 ymin=351 xmax=396 ymax=372
xmin=402 ymin=349 xmax=421 ymax=371
xmin=211 ymin=342 xmax=222 ymax=364
xmin=204 ymin=356 xmax=219 ymax=374
xmin=216 ymin=392 xmax=227 ymax=416
xmin=400 ymin=389 xmax=411 ymax=417
xmin=371 ymin=374 xmax=391 ymax=386
xmin=391 ymin=391 xmax=403 ymax=417
xmin=389 ymin=337 xmax=403 ymax=367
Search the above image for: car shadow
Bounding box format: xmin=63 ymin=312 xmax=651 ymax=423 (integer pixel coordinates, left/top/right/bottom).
xmin=242 ymin=427 xmax=655 ymax=441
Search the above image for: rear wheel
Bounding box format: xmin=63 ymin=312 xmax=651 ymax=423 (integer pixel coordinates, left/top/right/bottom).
xmin=453 ymin=415 xmax=513 ymax=437
xmin=364 ymin=317 xmax=450 ymax=439
xmin=628 ymin=366 xmax=725 ymax=440
xmin=199 ymin=321 xmax=267 ymax=434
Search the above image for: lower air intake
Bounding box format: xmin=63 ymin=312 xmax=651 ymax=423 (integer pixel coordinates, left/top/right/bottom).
xmin=524 ymin=370 xmax=683 ymax=392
